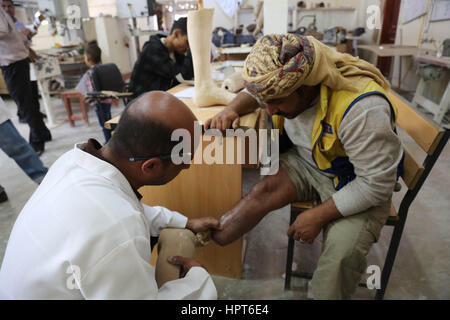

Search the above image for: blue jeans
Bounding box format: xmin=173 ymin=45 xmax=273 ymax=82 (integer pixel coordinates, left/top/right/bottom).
xmin=0 ymin=120 xmax=48 ymax=184
xmin=94 ymin=103 xmax=112 ymax=143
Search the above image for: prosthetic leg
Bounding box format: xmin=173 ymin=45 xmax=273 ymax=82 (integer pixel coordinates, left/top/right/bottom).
xmin=155 ymin=228 xmax=197 ymax=288
xmin=188 ymin=8 xmax=236 ymax=107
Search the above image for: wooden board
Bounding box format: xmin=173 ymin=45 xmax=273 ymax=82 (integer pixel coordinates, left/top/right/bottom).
xmin=387 ymin=90 xmax=444 ymax=155
xmin=145 ymin=137 xmax=243 ymax=278
xmin=402 ymin=144 xmax=425 ymax=190
xmin=357 ymin=44 xmax=421 ymax=57
xmin=105 ymin=83 xmax=261 ymax=131
xmin=414 ymin=55 xmax=450 ymax=69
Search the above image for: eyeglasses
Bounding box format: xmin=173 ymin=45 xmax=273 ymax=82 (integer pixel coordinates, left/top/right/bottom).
xmin=129 ymin=152 xmax=192 ymax=162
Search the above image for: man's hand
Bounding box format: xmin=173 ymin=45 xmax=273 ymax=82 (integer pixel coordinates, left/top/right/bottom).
xmin=21 ymin=28 xmax=32 ymax=38
xmin=186 ymin=217 xmax=222 ymax=234
xmin=204 ymin=91 xmax=260 ymax=131
xmin=28 ymin=48 xmax=39 ymax=62
xmin=286 ymin=198 xmax=343 ymax=244
xmin=168 ymin=256 xmax=203 ymax=277
xmin=287 ymin=209 xmax=325 ymax=244
xmin=204 ymin=108 xmax=240 ymax=132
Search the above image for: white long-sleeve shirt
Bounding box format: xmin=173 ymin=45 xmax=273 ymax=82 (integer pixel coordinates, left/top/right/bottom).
xmin=243 ymin=88 xmax=403 ymax=216
xmin=0 ymin=8 xmax=29 ymax=66
xmin=0 ymin=141 xmax=217 ymax=299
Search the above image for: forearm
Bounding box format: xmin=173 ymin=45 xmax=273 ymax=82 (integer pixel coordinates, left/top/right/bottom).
xmin=142 ymin=204 xmax=187 ymax=236
xmin=311 ymin=197 xmax=343 ymax=226
xmin=332 ymin=175 xmax=396 ymax=216
xmin=227 ymin=91 xmax=259 ymax=116
xmin=287 ymin=197 xmax=343 ymax=244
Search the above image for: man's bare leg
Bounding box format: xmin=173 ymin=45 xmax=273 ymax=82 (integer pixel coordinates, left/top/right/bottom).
xmin=212 ymin=166 xmax=298 ymax=246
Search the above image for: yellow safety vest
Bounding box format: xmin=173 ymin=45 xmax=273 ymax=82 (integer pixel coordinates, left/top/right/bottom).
xmin=274 ymin=80 xmax=402 ymax=190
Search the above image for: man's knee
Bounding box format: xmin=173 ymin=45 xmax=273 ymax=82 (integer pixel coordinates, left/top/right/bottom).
xmin=312 ymin=215 xmax=381 ymax=299
xmin=323 ymin=216 xmax=377 ymax=270
xmin=247 ymin=166 xmax=298 ymax=204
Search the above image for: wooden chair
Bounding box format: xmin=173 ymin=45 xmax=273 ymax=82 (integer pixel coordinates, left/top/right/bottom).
xmin=56 ymin=72 xmax=132 ymax=127
xmin=284 ymin=90 xmax=449 ymax=300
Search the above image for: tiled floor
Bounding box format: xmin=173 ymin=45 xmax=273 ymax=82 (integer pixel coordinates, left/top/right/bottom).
xmin=0 ymin=95 xmax=449 ymax=299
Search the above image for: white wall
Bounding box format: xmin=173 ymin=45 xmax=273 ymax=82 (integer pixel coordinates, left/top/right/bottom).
xmin=204 ymin=0 xmax=235 ymax=30
xmin=95 ymin=17 xmax=133 ymax=74
xmin=264 ymin=0 xmax=288 ymax=34
xmin=243 ymin=0 xmax=380 ymax=40
xmin=391 ymin=0 xmax=450 ymax=103
xmin=88 ymin=0 xmax=117 ymax=17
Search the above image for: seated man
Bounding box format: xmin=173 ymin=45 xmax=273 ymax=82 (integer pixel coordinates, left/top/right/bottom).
xmin=0 ymin=91 xmax=220 ymax=299
xmin=128 ymin=17 xmax=193 ymax=99
xmin=206 ymin=34 xmax=404 ymax=299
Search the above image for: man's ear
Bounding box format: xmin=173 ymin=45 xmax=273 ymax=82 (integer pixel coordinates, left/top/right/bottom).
xmin=172 ymin=28 xmax=182 ymax=38
xmin=141 ymin=158 xmax=165 ymax=176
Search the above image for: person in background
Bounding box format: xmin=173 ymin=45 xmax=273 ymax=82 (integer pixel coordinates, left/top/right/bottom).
xmin=76 ymin=41 xmax=113 ymax=143
xmin=128 ymin=17 xmax=193 ymax=99
xmin=1 ymin=0 xmax=45 ymax=123
xmin=0 ymin=6 xmax=51 ymax=156
xmin=1 ymin=0 xmax=34 ymax=40
xmin=0 ymin=96 xmax=48 ymax=203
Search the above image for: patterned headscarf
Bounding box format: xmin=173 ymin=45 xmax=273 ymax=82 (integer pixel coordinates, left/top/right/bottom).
xmin=243 ymin=34 xmax=314 ymax=101
xmin=243 ymin=34 xmax=390 ymax=101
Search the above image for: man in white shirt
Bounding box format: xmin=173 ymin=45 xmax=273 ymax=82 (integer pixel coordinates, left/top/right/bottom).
xmin=0 ymin=6 xmax=51 ymax=155
xmin=0 ymin=91 xmax=220 ymax=299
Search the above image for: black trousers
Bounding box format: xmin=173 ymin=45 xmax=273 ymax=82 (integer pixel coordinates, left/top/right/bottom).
xmin=1 ymin=59 xmax=51 ymax=147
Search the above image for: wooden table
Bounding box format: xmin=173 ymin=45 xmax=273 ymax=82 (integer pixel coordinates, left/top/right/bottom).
xmin=412 ymin=55 xmax=450 ymax=124
xmin=345 ymin=35 xmax=363 ymax=56
xmin=106 ymin=84 xmax=264 ymax=278
xmin=357 ymin=44 xmax=421 ymax=57
xmin=218 ymin=46 xmax=252 ymax=61
xmin=358 ymin=44 xmax=424 ymax=90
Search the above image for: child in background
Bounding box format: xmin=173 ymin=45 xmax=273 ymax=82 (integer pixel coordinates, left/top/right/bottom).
xmin=76 ymin=41 xmax=112 ymax=143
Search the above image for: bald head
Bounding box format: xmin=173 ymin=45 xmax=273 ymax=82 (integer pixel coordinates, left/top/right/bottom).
xmin=109 ymin=91 xmax=197 ymax=160
xmin=128 ymin=91 xmax=196 ymax=133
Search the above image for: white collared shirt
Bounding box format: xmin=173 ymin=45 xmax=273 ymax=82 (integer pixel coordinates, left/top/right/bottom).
xmin=0 ymin=143 xmax=217 ymax=299
xmin=0 ymin=8 xmax=29 ymax=66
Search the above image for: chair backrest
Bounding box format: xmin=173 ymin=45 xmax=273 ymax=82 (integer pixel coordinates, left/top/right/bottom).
xmin=90 ymin=63 xmax=125 ymax=93
xmin=387 ymin=90 xmax=448 ymax=191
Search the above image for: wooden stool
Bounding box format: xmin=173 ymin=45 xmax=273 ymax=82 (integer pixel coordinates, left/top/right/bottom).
xmin=60 ymin=90 xmax=89 ymax=127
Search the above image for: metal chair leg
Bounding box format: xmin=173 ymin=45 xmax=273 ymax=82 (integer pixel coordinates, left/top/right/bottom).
xmin=285 ymin=207 xmax=301 ymax=290
xmin=285 ymin=234 xmax=295 ymax=290
xmin=376 ymin=219 xmax=407 ymax=300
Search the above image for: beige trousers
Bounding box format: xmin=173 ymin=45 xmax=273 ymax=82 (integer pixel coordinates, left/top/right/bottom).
xmin=280 ymin=148 xmax=390 ymax=299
